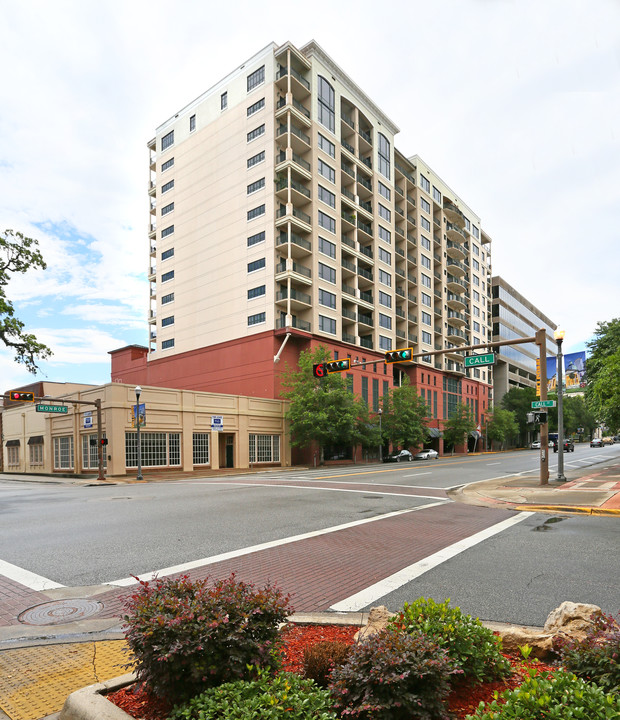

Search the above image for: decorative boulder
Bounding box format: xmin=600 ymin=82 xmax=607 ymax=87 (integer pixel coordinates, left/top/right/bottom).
xmin=543 ymin=601 xmax=601 ymax=641
xmin=354 ymin=605 xmax=394 ymax=642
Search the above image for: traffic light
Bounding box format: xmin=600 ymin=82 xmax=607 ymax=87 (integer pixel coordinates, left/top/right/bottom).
xmin=384 ymin=348 xmax=413 ymax=364
xmin=312 ymin=363 xmax=327 ymax=378
xmin=100 ymin=438 xmax=109 ymax=446
xmin=9 ymin=391 xmax=35 ymax=402
xmin=537 ymin=412 xmax=548 ymax=424
xmin=325 ymin=359 xmax=351 ymax=374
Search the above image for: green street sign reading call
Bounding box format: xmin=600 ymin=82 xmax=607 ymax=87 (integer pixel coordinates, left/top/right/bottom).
xmin=36 ymin=404 xmax=68 ymax=414
xmin=531 ymin=400 xmax=556 ymax=408
xmin=464 ymin=353 xmax=496 ymax=368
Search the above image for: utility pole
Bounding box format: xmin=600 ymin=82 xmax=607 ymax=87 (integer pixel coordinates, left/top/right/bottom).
xmin=536 ymin=329 xmax=550 ymax=485
xmin=555 ymin=330 xmax=567 ymax=481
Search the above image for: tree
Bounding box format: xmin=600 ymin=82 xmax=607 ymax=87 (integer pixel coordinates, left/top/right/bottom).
xmin=279 ymin=346 xmax=373 ymax=460
xmin=586 ymin=319 xmax=620 ymax=432
xmin=485 ymin=407 xmax=519 ymax=451
xmin=1 ymin=229 xmax=53 ymax=372
xmin=588 ymin=350 xmax=620 ymax=433
xmin=442 ymin=403 xmax=476 ymax=454
xmin=500 ymin=386 xmax=538 ymax=445
xmin=381 ymin=376 xmax=429 ymax=450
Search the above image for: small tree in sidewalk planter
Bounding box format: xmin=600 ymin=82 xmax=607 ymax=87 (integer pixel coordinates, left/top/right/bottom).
xmin=122 ymin=573 xmax=292 ymax=704
xmin=442 ymin=403 xmax=476 ymax=454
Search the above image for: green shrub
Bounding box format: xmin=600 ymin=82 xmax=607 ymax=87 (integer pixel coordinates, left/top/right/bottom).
xmin=302 ymin=640 xmax=351 ymax=687
xmin=168 ymin=668 xmax=337 ymax=719
xmin=390 ymin=597 xmax=511 ymax=683
xmin=329 ymin=627 xmax=457 ymax=720
xmin=552 ymin=609 xmax=620 ymax=692
xmin=122 ymin=573 xmax=291 ymax=703
xmin=466 ymin=668 xmax=620 ymax=719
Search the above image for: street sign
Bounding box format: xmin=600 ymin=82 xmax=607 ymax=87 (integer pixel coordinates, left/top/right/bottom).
xmin=211 ymin=415 xmax=224 ymax=431
xmin=531 ymin=400 xmax=556 ymax=408
xmin=464 ymin=353 xmax=496 ymax=368
xmin=36 ymin=404 xmax=68 ymax=414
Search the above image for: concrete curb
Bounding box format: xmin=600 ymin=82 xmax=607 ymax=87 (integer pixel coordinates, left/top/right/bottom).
xmin=514 ymin=504 xmax=620 ymax=517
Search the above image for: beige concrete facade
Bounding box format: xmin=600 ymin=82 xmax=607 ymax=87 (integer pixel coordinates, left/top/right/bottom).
xmin=146 ymin=40 xmax=494 ymax=387
xmin=2 ymin=383 xmax=289 ymax=477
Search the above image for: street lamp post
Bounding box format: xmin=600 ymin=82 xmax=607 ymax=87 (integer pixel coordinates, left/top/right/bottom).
xmin=135 ymin=386 xmax=143 ymax=481
xmin=554 ymin=330 xmax=566 ymax=481
xmin=378 ymin=408 xmax=383 ymax=463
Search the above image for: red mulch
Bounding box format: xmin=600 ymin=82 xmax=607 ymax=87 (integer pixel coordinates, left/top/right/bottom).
xmin=107 ymin=624 xmax=557 ymax=719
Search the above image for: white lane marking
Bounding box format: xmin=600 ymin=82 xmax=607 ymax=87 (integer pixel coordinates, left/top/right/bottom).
xmin=107 ymin=501 xmax=448 ymax=587
xmin=330 ymin=511 xmax=533 ymax=612
xmin=402 ymin=472 xmax=432 ymax=478
xmin=180 ymin=480 xmax=445 ymax=498
xmin=486 ymin=462 xmax=501 ymax=466
xmin=0 ymin=559 xmax=64 ymax=591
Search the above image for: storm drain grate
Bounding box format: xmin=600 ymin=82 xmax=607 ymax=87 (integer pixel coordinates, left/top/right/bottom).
xmin=18 ymin=598 xmax=104 ymax=626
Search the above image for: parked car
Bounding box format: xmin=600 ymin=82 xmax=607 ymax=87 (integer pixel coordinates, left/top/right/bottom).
xmin=553 ymin=439 xmax=575 ymax=452
xmin=384 ymin=449 xmax=413 ymax=463
xmin=590 ymin=438 xmax=603 ymax=448
xmin=531 ymin=440 xmax=541 ymax=450
xmin=414 ymin=448 xmax=439 ymax=461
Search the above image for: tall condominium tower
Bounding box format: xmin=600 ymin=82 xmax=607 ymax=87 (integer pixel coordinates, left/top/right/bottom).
xmin=112 ymin=40 xmax=494 ymax=449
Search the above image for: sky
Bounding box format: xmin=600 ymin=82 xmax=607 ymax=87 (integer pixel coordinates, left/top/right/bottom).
xmin=1 ymin=0 xmax=619 ymax=393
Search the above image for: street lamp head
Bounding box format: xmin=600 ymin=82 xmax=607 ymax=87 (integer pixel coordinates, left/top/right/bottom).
xmin=554 ymin=329 xmax=565 ymax=343
xmin=135 ymin=385 xmax=142 ymax=399
xmin=378 ymin=408 xmax=382 ymax=415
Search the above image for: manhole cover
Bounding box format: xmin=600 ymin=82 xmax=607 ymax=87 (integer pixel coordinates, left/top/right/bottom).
xmin=18 ymin=598 xmax=104 ymax=626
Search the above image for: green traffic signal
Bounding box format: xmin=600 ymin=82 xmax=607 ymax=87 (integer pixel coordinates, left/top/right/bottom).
xmin=384 ymin=347 xmax=413 ymax=364
xmin=325 ymin=359 xmax=351 ymax=373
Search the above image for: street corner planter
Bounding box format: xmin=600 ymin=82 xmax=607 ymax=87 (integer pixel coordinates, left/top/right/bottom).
xmin=60 ymin=672 xmax=135 ymax=720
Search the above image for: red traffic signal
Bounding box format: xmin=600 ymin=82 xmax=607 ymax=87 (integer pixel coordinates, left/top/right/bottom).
xmin=9 ymin=391 xmax=35 ymax=402
xmin=385 ymin=348 xmax=413 ymax=364
xmin=325 ymin=359 xmax=351 ymax=374
xmin=100 ymin=438 xmax=109 ymax=446
xmin=312 ymin=363 xmax=327 ymax=378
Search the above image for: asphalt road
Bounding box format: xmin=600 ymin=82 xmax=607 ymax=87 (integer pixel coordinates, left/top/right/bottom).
xmin=1 ymin=443 xmax=619 ymax=626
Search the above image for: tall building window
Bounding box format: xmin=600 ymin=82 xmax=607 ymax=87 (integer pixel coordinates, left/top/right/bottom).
xmin=161 ymin=225 xmax=174 ymax=239
xmin=378 ymin=133 xmax=391 ymax=180
xmin=422 ymin=331 xmax=432 ymax=344
xmin=318 ymin=288 xmax=336 ymax=308
xmin=421 ymin=255 xmax=431 ymax=269
xmin=379 ymin=291 xmax=392 ymax=308
xmin=372 ymin=378 xmax=379 ymax=412
xmin=247 ymin=97 xmax=265 ymax=116
xmin=161 ymin=130 xmax=174 ymax=151
xmin=378 ymin=269 xmax=391 ymax=287
xmin=247 ymin=124 xmax=265 ymax=142
xmin=161 ymin=292 xmax=174 ymax=304
xmin=421 ymin=274 xmax=431 ymax=288
xmin=317 ymin=76 xmax=335 ymax=132
xmin=378 ymin=247 xmax=391 ymax=265
xmin=247 ymin=150 xmax=265 ymax=168
xmin=379 ymin=335 xmax=392 ymax=350
xmin=189 ymin=114 xmax=196 ymax=132
xmin=473 ymin=225 xmax=480 ymax=239
xmin=432 ymin=186 xmax=441 ymax=203
xmin=318 ymin=210 xmax=336 ymax=233
xmin=247 ymin=204 xmax=265 ymax=221
xmin=247 ymin=230 xmax=265 ymax=247
xmin=162 ymin=270 xmax=174 ymax=282
xmin=221 ymin=92 xmax=228 ymax=110
xmin=420 ymin=175 xmax=430 ymax=193
xmin=318 ymin=185 xmax=335 ymax=208
xmin=125 ymin=432 xmax=180 ymax=467
xmin=318 ymin=262 xmax=336 ymax=284
xmin=319 ymin=315 xmax=336 ymax=334
xmin=378 ymin=181 xmax=391 ymax=200
xmin=378 ymin=204 xmax=391 ymax=222
xmin=361 ymin=376 xmax=369 ymax=405
xmin=421 ymin=292 xmax=432 ymax=306
xmin=162 ymin=338 xmax=175 ymax=349
xmin=318 ymin=236 xmax=336 ymax=258
xmin=248 ymin=312 xmax=266 ymax=326
xmin=161 ymin=248 xmax=174 ymax=260
xmin=421 ymin=235 xmax=431 ymax=250
xmin=249 ymin=434 xmax=280 ymax=463
xmin=162 ymin=179 xmax=174 ymax=194
xmin=161 ymin=315 xmax=174 ymax=327
xmin=318 ymin=159 xmax=335 ymax=183
xmin=422 ymin=311 xmax=432 ymax=325
xmin=247 ymin=178 xmax=265 ymax=195
xmin=161 ymin=202 xmax=174 ymax=216
xmin=421 ymin=217 xmax=431 ymax=231
xmin=378 ymin=226 xmax=391 ymax=244
xmin=247 ymin=65 xmax=265 ymax=92
xmin=421 ymin=198 xmax=431 ymax=214
xmin=318 ymin=133 xmax=335 ymax=158
xmin=161 ymin=157 xmax=174 ymax=172
xmin=248 ymin=285 xmax=266 ymax=299
xmin=379 ymin=313 xmax=391 ymax=329
xmin=247 ymin=258 xmax=265 ymax=273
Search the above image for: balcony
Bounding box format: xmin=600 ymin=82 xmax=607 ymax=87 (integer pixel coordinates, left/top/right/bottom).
xmin=276 ymin=259 xmax=312 ymax=283
xmin=445 ymin=360 xmax=466 ymax=375
xmin=342 ymin=331 xmax=356 ymax=344
xmin=359 ymin=336 xmax=373 ymax=349
xmin=446 ymin=292 xmax=467 ymax=311
xmin=446 ymin=222 xmax=466 ymax=244
xmin=342 ymin=307 xmax=357 ymax=322
xmin=446 ymin=257 xmax=467 ymax=276
xmin=342 ymin=282 xmax=356 ymax=298
xmin=446 ymin=326 xmax=468 ymax=344
xmin=359 ymin=289 xmax=373 ymax=304
xmin=447 ymin=309 xmax=467 ymax=326
xmin=446 ymin=274 xmax=467 ymax=294
xmin=358 ymin=313 xmax=373 ymax=327
xmin=276 ymin=316 xmax=311 ymax=332
xmin=276 ymin=204 xmax=312 ymax=233
xmin=275 ymin=287 xmax=312 ymax=308
xmin=444 ymin=200 xmax=466 ymax=227
xmin=446 ymin=238 xmax=466 ymax=259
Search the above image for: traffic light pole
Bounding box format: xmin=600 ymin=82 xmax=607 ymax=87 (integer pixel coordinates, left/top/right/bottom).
xmin=3 ymin=393 xmax=107 ymax=482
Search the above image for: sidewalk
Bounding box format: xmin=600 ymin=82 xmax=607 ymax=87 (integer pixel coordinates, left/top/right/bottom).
xmin=1 ymin=458 xmax=619 ymax=720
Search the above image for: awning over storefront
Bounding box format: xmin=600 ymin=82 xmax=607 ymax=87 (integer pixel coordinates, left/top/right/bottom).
xmin=28 ymin=436 xmax=44 ymax=445
xmin=6 ymin=439 xmax=20 ymax=446
xmin=428 ymin=428 xmax=443 ymax=438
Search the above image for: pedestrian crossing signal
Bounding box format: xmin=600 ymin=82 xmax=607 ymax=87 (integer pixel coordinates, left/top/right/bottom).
xmin=384 ymin=348 xmax=413 ymax=364
xmin=9 ymin=391 xmax=35 ymax=402
xmin=325 ymin=359 xmax=351 ymax=374
xmin=312 ymin=363 xmax=327 ymax=378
